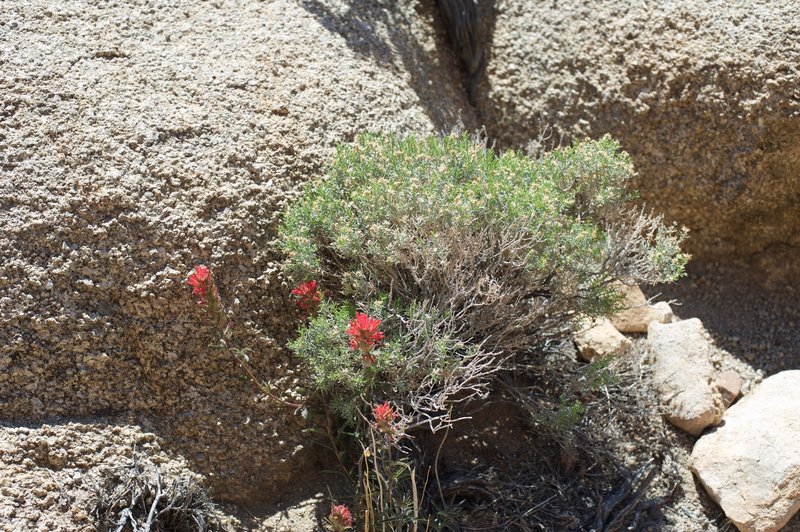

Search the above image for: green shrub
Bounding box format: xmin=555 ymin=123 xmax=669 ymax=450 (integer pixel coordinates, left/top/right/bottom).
xmin=279 ymin=133 xmax=687 ymax=529
xmin=281 ymin=133 xmax=686 ymax=355
xmin=289 ymin=296 xmax=491 ymax=429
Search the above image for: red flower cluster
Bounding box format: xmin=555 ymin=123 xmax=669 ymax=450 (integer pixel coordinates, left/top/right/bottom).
xmin=372 ymin=402 xmax=398 ymax=436
xmin=186 ymin=265 xmax=227 ymax=333
xmin=327 ymin=504 xmax=353 ymax=531
xmin=346 ymin=312 xmax=384 ymax=365
xmin=291 ymin=280 xmax=322 ymax=317
xmin=186 ymin=265 xmax=214 ymax=306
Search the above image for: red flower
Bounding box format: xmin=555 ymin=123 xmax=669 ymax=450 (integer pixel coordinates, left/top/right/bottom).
xmin=186 ymin=265 xmax=212 ymax=304
xmin=372 ymin=402 xmax=398 ymax=435
xmin=345 ymin=312 xmax=384 ymax=365
xmin=291 ymin=280 xmax=322 ymax=316
xmin=186 ymin=265 xmax=227 ymax=333
xmin=327 ymin=504 xmax=352 ymax=531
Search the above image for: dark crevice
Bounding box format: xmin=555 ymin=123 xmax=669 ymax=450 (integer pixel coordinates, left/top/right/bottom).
xmin=433 ymin=0 xmax=498 ymax=144
xmin=435 ymin=0 xmax=486 ymax=104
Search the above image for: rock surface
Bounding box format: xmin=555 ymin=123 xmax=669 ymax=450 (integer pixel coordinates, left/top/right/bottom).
xmin=574 ymin=318 xmax=632 ymax=362
xmin=0 ymin=0 xmax=475 ymax=504
xmin=715 ymin=369 xmax=743 ymax=409
xmin=611 ymin=284 xmax=672 ymax=333
xmin=3 ymin=1 xmax=797 ymax=530
xmin=258 ymin=494 xmax=325 ymax=532
xmin=0 ymin=422 xmax=210 ymax=531
xmin=478 ymin=0 xmax=800 ymax=266
xmin=691 ymin=371 xmax=800 ymax=532
xmin=647 ymin=319 xmax=723 ymax=436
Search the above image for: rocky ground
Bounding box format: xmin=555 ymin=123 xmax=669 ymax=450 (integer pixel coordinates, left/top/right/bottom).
xmin=1 ymin=0 xmax=798 ymax=530
xmin=648 ymin=262 xmax=800 ymax=531
xmin=0 ymin=423 xmax=203 ymax=531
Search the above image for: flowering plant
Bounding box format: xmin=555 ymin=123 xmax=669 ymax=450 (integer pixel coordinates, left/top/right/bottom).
xmin=186 ymin=265 xmax=227 ymax=333
xmin=185 ymin=264 xmax=300 ymax=409
xmin=186 ymin=265 xmax=214 ymax=305
xmin=291 ymin=280 xmax=322 ymax=317
xmin=327 ymin=504 xmax=353 ymax=531
xmin=372 ymin=401 xmax=399 ymax=440
xmin=345 ymin=312 xmax=384 ymax=366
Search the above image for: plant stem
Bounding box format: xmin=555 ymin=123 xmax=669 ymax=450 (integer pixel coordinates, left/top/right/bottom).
xmin=322 ymin=393 xmax=353 ymax=479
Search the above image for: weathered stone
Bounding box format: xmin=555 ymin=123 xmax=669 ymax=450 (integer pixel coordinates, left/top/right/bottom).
xmin=0 ymin=423 xmax=211 ymax=531
xmin=574 ymin=318 xmax=632 ymax=362
xmin=610 ymin=284 xmax=673 ymax=333
xmin=478 ymin=1 xmax=800 ymax=270
xmin=647 ymin=319 xmax=723 ymax=436
xmin=0 ymin=0 xmax=475 ymax=504
xmin=715 ymin=369 xmax=743 ymax=409
xmin=692 ymin=371 xmax=800 ymax=532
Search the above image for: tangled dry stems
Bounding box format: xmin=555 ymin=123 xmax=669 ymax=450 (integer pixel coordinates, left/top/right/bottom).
xmin=411 ymin=349 xmax=670 ymax=531
xmin=603 ymin=208 xmax=689 ymax=284
xmin=92 ymin=457 xmax=218 ymax=532
xmin=390 ymin=301 xmax=500 ymax=433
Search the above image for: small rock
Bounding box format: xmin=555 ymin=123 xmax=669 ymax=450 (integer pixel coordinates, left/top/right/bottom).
xmin=611 ymin=284 xmax=672 ymax=333
xmin=647 ymin=318 xmax=723 ymax=436
xmin=715 ymin=369 xmax=742 ymax=408
xmin=573 ymin=318 xmax=632 ymax=362
xmin=692 ymin=371 xmax=800 ymax=532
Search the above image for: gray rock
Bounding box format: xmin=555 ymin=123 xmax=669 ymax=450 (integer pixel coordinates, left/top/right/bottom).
xmin=692 ymin=371 xmax=800 ymax=532
xmin=478 ymin=1 xmax=800 ymax=268
xmin=647 ymin=318 xmax=723 ymax=436
xmin=0 ymin=0 xmax=475 ymax=504
xmin=0 ymin=423 xmax=209 ymax=530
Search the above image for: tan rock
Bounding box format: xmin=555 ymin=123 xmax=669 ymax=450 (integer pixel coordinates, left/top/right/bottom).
xmin=715 ymin=369 xmax=743 ymax=409
xmin=0 ymin=0 xmax=475 ymax=505
xmin=478 ymin=1 xmax=800 ymax=269
xmin=574 ymin=318 xmax=632 ymax=362
xmin=610 ymin=284 xmax=672 ymax=333
xmin=692 ymin=371 xmax=800 ymax=532
xmin=647 ymin=318 xmax=723 ymax=436
xmin=0 ymin=423 xmax=210 ymax=530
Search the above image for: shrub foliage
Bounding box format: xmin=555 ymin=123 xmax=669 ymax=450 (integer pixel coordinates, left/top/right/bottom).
xmin=279 ymin=133 xmax=687 ymax=528
xmin=281 ymin=133 xmax=685 ymax=359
